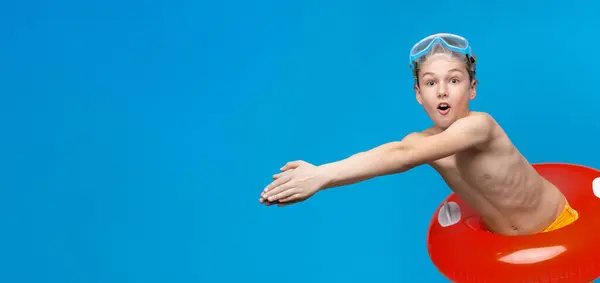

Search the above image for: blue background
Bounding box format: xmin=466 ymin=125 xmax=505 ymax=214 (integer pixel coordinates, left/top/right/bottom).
xmin=1 ymin=0 xmax=599 ymax=282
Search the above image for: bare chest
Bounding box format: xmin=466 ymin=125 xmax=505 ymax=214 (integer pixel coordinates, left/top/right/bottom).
xmin=433 ymin=150 xmax=501 ymax=191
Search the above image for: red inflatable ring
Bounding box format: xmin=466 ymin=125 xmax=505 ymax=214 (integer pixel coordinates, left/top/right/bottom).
xmin=426 ymin=163 xmax=600 ymax=282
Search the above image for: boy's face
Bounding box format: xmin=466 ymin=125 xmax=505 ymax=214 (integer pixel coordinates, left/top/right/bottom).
xmin=414 ymin=54 xmax=476 ymax=129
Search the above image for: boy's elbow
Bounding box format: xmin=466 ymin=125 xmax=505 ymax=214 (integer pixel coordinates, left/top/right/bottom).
xmin=371 ymin=133 xmax=427 ymax=175
xmin=364 ymin=142 xmax=412 ymax=176
xmin=388 ymin=144 xmax=419 ymax=173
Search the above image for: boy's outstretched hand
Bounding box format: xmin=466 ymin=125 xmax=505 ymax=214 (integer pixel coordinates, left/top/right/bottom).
xmin=260 ymin=160 xmax=329 ymax=207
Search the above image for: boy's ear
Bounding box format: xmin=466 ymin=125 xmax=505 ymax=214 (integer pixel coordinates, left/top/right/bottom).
xmin=415 ymin=84 xmax=423 ymax=105
xmin=469 ymin=79 xmax=477 ymax=100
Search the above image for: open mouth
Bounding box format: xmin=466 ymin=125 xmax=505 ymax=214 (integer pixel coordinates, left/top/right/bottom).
xmin=437 ymin=103 xmax=450 ymax=114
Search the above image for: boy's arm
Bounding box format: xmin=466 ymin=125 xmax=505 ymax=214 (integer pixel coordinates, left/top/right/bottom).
xmin=320 ymin=114 xmax=495 ymax=189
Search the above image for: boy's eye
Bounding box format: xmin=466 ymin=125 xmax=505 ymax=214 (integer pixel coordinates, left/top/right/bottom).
xmin=451 ymin=78 xmax=459 ymax=83
xmin=426 ymin=81 xmax=435 ymax=86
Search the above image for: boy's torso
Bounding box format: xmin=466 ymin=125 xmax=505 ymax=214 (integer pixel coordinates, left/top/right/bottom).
xmin=417 ymin=113 xmax=565 ymax=235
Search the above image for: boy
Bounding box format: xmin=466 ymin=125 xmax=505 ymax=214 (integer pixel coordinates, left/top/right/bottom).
xmin=259 ymin=33 xmax=579 ymax=236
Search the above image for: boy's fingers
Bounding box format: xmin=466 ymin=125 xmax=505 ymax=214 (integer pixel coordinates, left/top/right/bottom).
xmin=265 ymin=182 xmax=294 ymax=200
xmin=279 ymin=193 xmax=301 ymax=203
xmin=269 ymin=189 xmax=297 ymax=203
xmin=258 ymin=196 xmax=274 ymax=206
xmin=281 ymin=160 xmax=305 ymax=171
xmin=263 ymin=174 xmax=292 ymax=193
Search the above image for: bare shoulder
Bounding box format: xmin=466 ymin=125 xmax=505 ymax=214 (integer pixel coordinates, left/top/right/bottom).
xmin=454 ymin=111 xmax=496 ymax=130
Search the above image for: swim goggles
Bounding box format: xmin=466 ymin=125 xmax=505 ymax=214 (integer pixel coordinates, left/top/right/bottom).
xmin=408 ymin=33 xmax=473 ymax=66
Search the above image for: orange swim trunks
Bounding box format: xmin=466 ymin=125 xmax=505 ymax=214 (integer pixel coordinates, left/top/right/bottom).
xmin=543 ymin=201 xmax=592 ymax=282
xmin=543 ymin=199 xmax=579 ymax=232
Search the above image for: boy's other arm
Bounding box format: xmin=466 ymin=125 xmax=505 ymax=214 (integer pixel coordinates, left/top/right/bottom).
xmin=321 ymin=114 xmax=495 ymax=189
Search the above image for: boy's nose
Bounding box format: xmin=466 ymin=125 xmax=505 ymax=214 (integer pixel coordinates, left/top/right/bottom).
xmin=437 ymin=84 xmax=448 ymax=98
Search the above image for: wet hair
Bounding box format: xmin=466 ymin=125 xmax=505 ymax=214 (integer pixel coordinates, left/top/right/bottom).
xmin=411 ymin=42 xmax=477 ymax=87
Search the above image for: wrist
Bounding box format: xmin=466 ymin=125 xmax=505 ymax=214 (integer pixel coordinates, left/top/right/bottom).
xmin=316 ymin=164 xmax=336 ymax=190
